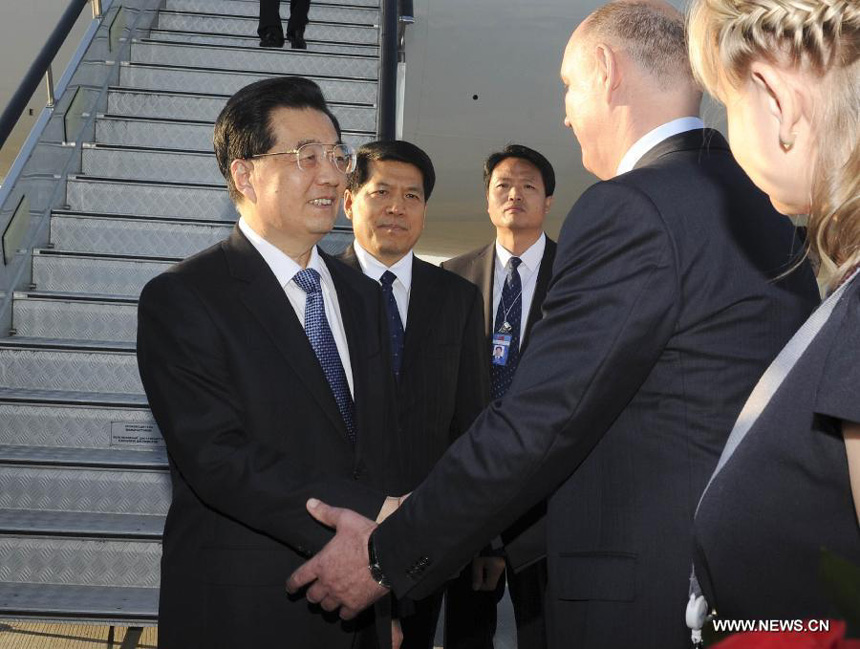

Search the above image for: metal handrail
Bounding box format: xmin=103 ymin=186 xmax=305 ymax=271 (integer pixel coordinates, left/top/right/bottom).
xmin=0 ymin=0 xmax=93 ymax=154
xmin=377 ymin=0 xmax=400 ymax=140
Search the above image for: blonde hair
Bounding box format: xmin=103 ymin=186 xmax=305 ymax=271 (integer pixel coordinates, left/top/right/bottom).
xmin=687 ymin=0 xmax=860 ymax=287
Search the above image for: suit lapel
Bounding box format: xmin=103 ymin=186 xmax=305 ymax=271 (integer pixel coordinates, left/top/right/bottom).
xmin=225 ymin=229 xmax=349 ymax=441
xmin=402 ymin=257 xmax=441 ymax=373
xmin=476 ymin=243 xmax=495 ymax=339
xmin=523 ymin=239 xmax=556 ymax=347
xmin=338 ymin=242 xmax=362 ymax=273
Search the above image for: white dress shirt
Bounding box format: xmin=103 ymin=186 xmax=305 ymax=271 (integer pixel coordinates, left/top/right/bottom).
xmin=615 ymin=116 xmax=705 ymax=176
xmin=238 ymin=217 xmax=354 ymax=396
xmin=352 ymin=240 xmax=413 ymax=327
xmin=493 ymin=232 xmax=546 ymax=349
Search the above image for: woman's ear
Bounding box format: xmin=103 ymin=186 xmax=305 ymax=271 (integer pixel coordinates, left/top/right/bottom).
xmin=748 ymin=61 xmax=805 ymax=150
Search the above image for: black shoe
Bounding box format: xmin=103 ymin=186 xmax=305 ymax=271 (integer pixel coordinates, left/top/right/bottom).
xmin=287 ymin=27 xmax=307 ymax=49
xmin=259 ymin=27 xmax=284 ymax=48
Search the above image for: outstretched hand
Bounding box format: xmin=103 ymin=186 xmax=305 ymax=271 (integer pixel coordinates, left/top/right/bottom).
xmin=286 ymin=499 xmax=389 ymax=619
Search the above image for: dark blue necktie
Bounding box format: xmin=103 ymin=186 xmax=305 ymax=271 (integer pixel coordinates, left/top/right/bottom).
xmin=491 ymin=257 xmax=522 ymax=399
xmin=379 ymin=270 xmax=405 ymax=380
xmin=293 ymin=268 xmax=356 ymax=443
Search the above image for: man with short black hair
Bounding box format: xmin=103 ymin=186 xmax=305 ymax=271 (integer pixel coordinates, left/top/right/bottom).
xmin=137 ymin=76 xmax=401 ymax=649
xmin=339 ymin=140 xmax=488 ymax=649
xmin=442 ymin=144 xmax=556 ymax=649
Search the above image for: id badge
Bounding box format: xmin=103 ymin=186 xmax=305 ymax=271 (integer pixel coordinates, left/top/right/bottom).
xmin=491 ymin=333 xmax=512 ymax=366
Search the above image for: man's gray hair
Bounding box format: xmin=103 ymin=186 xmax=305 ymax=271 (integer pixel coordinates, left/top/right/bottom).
xmin=587 ymin=1 xmax=693 ymax=88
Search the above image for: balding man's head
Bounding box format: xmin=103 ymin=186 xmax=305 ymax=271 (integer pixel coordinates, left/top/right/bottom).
xmin=578 ymin=0 xmax=693 ymax=90
xmin=560 ymin=0 xmax=702 ymax=180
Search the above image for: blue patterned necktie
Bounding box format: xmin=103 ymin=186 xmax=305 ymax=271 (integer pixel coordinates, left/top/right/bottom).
xmin=491 ymin=257 xmax=522 ymax=399
xmin=293 ymin=268 xmax=356 ymax=443
xmin=379 ymin=270 xmax=405 ymax=380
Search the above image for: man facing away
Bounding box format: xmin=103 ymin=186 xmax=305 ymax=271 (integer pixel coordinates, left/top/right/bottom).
xmin=441 ymin=144 xmax=558 ymax=649
xmin=136 ymin=76 xmax=402 ymax=649
xmin=338 ymin=140 xmax=489 ymax=649
xmin=285 ymin=2 xmax=821 ymax=647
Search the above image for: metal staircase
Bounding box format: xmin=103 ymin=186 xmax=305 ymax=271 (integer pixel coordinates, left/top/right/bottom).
xmin=0 ymin=0 xmax=396 ymax=630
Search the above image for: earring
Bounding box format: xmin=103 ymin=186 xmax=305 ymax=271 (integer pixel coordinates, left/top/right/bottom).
xmin=779 ymin=136 xmax=794 ymax=153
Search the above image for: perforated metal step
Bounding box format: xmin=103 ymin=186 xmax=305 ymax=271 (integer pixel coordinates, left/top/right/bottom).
xmin=50 ymin=212 xmax=232 ymax=258
xmin=94 ymin=115 xmax=373 ymax=152
xmin=0 ymin=583 xmax=159 ymax=623
xmin=13 ymin=292 xmax=140 ymax=342
xmin=156 ymin=12 xmax=378 ymax=45
xmin=0 ymin=445 xmax=165 ymax=470
xmin=131 ymin=39 xmax=378 ymax=79
xmin=148 ymin=28 xmax=378 ymax=55
xmin=119 ymin=62 xmax=378 ymax=103
xmin=165 ymin=0 xmax=379 ymax=24
xmin=82 ymin=145 xmax=222 ymax=185
xmin=0 ymin=339 xmax=142 ymax=395
xmin=66 ymin=176 xmax=233 ymax=220
xmin=0 ymin=536 xmax=162 ymax=588
xmin=0 ymin=509 xmax=165 ymax=538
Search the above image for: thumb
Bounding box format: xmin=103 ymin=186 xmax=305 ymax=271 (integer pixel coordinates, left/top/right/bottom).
xmin=306 ymin=498 xmax=341 ymax=529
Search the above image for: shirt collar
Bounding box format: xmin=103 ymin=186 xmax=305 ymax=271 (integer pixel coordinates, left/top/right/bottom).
xmin=352 ymin=239 xmax=414 ymax=291
xmin=615 ymin=116 xmax=705 ymax=176
xmin=238 ymin=216 xmax=323 ymax=286
xmin=495 ymin=232 xmax=546 ymax=274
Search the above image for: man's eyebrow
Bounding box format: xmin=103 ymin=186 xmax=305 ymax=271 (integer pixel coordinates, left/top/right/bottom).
xmin=295 ymin=138 xmax=320 ymax=147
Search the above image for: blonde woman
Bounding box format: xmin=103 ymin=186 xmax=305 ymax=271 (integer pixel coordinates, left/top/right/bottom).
xmin=686 ymin=0 xmax=860 ymax=621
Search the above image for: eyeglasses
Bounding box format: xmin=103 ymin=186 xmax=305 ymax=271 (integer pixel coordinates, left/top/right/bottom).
xmin=250 ymin=142 xmax=357 ymax=174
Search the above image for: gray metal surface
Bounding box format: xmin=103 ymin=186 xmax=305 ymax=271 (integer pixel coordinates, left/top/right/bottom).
xmin=0 ymin=583 xmax=159 ymax=621
xmin=0 ymin=466 xmax=169 ymax=514
xmin=32 ymin=252 xmax=173 ymax=297
xmin=148 ymin=28 xmax=379 ymax=55
xmin=107 ymin=87 xmax=229 ymax=121
xmin=166 ymin=0 xmax=380 ymax=8
xmin=0 ymin=345 xmax=143 ymax=395
xmin=0 ymin=387 xmax=149 ymax=407
xmin=0 ymin=445 xmax=164 ymax=470
xmin=51 ymin=214 xmax=232 ymax=257
xmin=0 ymin=509 xmax=165 ymax=537
xmin=131 ymin=39 xmax=378 ymax=79
xmin=156 ymin=12 xmax=378 ymax=44
xmin=94 ymin=116 xmax=374 ymax=152
xmin=165 ymin=0 xmax=378 ymax=24
xmin=13 ymin=293 xmax=139 ymax=342
xmin=119 ymin=63 xmax=379 ymax=104
xmin=0 ymin=537 xmax=161 ymax=588
xmin=0 ymin=401 xmax=155 ymax=450
xmin=82 ymin=146 xmax=222 ymax=185
xmin=66 ymin=177 xmax=234 ymax=220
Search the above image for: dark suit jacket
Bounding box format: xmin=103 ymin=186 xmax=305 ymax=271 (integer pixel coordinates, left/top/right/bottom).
xmin=137 ymin=227 xmax=400 ymax=649
xmin=442 ymin=236 xmax=557 ymax=569
xmin=373 ymin=130 xmax=820 ymax=649
xmin=339 ymin=245 xmax=489 ymax=489
xmin=442 ymin=237 xmax=557 ymax=348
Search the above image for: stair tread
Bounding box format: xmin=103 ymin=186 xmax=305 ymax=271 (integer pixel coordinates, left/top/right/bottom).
xmin=0 ymin=337 xmax=135 ymax=352
xmin=0 ymin=445 xmax=166 ymax=469
xmin=0 ymin=388 xmax=148 ymax=407
xmin=0 ymin=509 xmax=165 ymax=538
xmin=0 ymin=582 xmax=159 ymax=620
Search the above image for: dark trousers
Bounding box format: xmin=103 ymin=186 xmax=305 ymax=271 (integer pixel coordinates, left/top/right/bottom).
xmin=445 ymin=559 xmax=548 ymax=649
xmin=258 ymin=0 xmax=311 ymax=37
xmin=400 ymin=591 xmax=444 ymax=649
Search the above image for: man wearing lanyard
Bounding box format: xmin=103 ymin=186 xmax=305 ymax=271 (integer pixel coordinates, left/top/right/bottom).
xmin=442 ymin=144 xmax=556 ymax=649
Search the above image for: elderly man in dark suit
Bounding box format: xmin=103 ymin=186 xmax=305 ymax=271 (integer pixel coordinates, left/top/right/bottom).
xmin=338 ymin=140 xmax=489 ymax=649
xmin=136 ymin=77 xmax=402 ymax=649
xmin=285 ymin=2 xmax=821 ymax=648
xmin=441 ymin=144 xmax=557 ymax=649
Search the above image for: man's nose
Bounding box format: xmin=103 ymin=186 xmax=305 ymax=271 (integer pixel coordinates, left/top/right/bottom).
xmin=508 ymin=187 xmax=523 ymax=201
